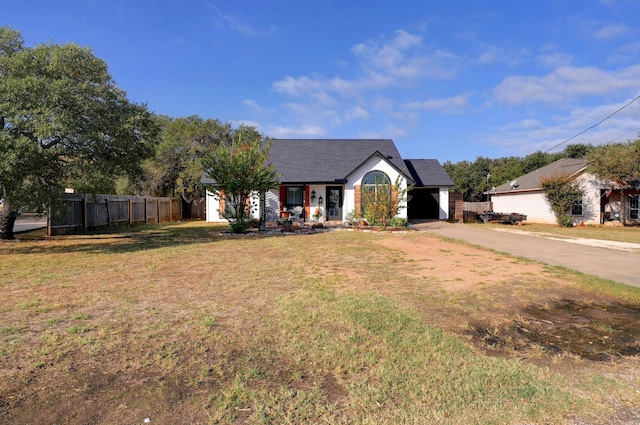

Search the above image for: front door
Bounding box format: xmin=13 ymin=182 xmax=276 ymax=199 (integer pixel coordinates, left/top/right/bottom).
xmin=326 ymin=186 xmax=343 ymax=221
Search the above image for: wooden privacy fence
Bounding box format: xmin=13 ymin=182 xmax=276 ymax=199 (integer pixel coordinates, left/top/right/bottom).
xmin=463 ymin=201 xmax=493 ymax=222
xmin=49 ymin=194 xmax=182 ymax=236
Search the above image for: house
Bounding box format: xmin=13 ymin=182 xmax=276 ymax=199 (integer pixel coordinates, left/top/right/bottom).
xmin=204 ymin=139 xmax=454 ymax=223
xmin=489 ymin=157 xmax=640 ymax=225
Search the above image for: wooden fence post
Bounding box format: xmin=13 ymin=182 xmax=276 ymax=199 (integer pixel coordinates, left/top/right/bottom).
xmin=83 ymin=195 xmax=88 ymax=231
xmin=105 ymin=197 xmax=110 ymax=226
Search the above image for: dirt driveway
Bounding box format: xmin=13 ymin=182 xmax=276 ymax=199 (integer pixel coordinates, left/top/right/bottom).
xmin=414 ymin=221 xmax=640 ymax=288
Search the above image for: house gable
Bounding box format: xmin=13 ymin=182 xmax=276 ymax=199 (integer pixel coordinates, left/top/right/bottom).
xmin=267 ymin=139 xmax=413 ymax=183
xmin=492 ymin=158 xmax=589 ymax=194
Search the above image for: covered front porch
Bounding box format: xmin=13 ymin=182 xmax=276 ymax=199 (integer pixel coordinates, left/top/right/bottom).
xmin=263 ymin=184 xmax=345 ymax=223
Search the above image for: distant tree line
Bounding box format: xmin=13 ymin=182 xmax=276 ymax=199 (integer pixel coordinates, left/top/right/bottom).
xmin=444 ymin=140 xmax=640 ymax=204
xmin=443 ymin=144 xmax=594 ymax=202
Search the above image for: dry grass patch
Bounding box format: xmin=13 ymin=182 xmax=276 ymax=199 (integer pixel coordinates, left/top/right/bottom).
xmin=1 ymin=222 xmax=639 ymax=424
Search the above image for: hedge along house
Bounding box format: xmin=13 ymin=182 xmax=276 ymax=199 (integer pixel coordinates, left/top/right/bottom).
xmin=203 ymin=139 xmax=453 ymax=223
xmin=489 ymin=157 xmax=640 ymax=225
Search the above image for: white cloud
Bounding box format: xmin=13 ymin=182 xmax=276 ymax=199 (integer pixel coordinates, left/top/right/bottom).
xmin=536 ymin=48 xmax=573 ymax=67
xmin=266 ymin=124 xmax=326 ymax=138
xmin=272 ymin=30 xmax=462 ymax=98
xmin=244 ymin=99 xmax=265 ymax=113
xmin=485 ymin=98 xmax=640 ymax=155
xmin=607 ymin=41 xmax=640 ymax=64
xmin=345 ymin=107 xmax=369 ymax=121
xmin=272 ymin=75 xmax=325 ymax=96
xmin=476 ymin=44 xmax=530 ymax=67
xmin=359 ymin=124 xmax=408 ymax=140
xmin=494 ymin=64 xmax=640 ymax=105
xmin=405 ymin=92 xmax=472 ymax=114
xmin=208 ymin=5 xmax=275 ymax=37
xmin=593 ymin=23 xmax=629 ymax=40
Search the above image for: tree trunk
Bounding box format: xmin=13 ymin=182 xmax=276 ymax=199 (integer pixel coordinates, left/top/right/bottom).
xmin=0 ymin=201 xmax=19 ymax=240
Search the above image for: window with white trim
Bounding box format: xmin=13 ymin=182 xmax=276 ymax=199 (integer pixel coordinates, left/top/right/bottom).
xmin=630 ymin=194 xmax=639 ymax=220
xmin=571 ymin=200 xmax=583 ymax=216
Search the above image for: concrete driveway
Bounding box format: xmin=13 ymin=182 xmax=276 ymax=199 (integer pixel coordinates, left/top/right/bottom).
xmin=13 ymin=216 xmax=47 ymax=233
xmin=414 ymin=221 xmax=640 ymax=289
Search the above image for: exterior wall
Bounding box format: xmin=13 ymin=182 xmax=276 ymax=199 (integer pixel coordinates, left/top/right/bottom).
xmin=205 ymin=190 xmax=260 ymax=223
xmin=572 ymin=173 xmax=601 ymax=225
xmin=205 ymin=190 xmax=225 ymax=222
xmin=491 ymin=192 xmax=557 ymax=224
xmin=439 ymin=188 xmax=450 ymax=220
xmin=344 ymin=156 xmax=409 ymax=221
xmin=307 ymin=184 xmax=327 ymax=219
xmin=490 ymin=172 xmax=604 ymax=225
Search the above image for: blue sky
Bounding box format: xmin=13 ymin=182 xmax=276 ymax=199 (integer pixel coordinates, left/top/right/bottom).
xmin=5 ymin=1 xmax=640 ymax=162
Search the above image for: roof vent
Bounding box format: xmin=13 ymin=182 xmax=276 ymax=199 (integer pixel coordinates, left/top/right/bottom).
xmin=386 ymin=155 xmax=393 ymax=159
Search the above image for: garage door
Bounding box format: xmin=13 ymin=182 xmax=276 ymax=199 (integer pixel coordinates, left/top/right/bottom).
xmin=408 ymin=188 xmax=440 ymax=219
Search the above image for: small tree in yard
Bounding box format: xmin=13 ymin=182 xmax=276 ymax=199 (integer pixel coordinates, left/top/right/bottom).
xmin=361 ymin=175 xmax=411 ymax=228
xmin=202 ymin=126 xmax=279 ymax=233
xmin=541 ymin=174 xmax=584 ymax=227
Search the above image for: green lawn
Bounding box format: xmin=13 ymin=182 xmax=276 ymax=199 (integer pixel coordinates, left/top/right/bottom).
xmin=475 ymin=222 xmax=640 ymax=244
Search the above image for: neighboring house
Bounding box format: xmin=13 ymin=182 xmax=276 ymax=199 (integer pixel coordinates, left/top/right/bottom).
xmin=489 ymin=157 xmax=640 ymax=225
xmin=203 ymin=139 xmax=454 ymax=223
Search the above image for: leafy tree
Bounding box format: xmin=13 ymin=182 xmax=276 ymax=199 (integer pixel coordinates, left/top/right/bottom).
xmin=444 ymin=147 xmax=582 ymax=202
xmin=522 ymin=151 xmax=562 ymax=175
xmin=587 ymin=139 xmax=640 ymax=189
xmin=564 ymin=143 xmax=593 ymax=159
xmin=0 ymin=26 xmax=157 ymax=239
xmin=123 ymin=115 xmax=232 ymax=214
xmin=587 ymin=139 xmax=640 ymax=224
xmin=443 ymin=158 xmax=491 ymax=202
xmin=540 ymin=174 xmax=584 ymax=227
xmin=361 ymin=175 xmax=411 ymax=228
xmin=202 ymin=126 xmax=279 ymax=233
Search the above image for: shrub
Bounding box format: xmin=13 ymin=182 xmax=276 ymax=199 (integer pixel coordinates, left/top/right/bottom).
xmin=541 ymin=174 xmax=584 ymax=227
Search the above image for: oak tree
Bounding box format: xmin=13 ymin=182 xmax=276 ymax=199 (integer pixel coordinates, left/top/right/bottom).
xmin=0 ymin=26 xmax=157 ymax=239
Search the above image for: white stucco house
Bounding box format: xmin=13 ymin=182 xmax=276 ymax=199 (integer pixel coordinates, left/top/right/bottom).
xmin=203 ymin=139 xmax=454 ymax=224
xmin=489 ymin=158 xmax=640 ymax=225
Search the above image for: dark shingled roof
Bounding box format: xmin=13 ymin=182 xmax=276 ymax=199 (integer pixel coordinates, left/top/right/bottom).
xmin=266 ymin=139 xmax=413 ymax=184
xmin=493 ymin=158 xmax=589 ymax=193
xmin=202 ymin=139 xmax=454 ymax=188
xmin=404 ymin=159 xmax=454 ymax=187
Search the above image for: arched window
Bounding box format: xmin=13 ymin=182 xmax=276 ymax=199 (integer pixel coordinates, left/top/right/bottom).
xmin=361 ymin=171 xmax=391 ymax=209
xmin=362 ymin=171 xmax=390 ymax=187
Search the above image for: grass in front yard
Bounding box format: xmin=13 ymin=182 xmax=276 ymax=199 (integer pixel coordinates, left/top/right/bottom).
xmin=1 ymin=221 xmax=639 ymax=424
xmin=487 ymin=222 xmax=640 ymax=244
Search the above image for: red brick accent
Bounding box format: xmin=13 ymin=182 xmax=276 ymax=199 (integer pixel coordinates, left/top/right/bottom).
xmin=279 ymin=186 xmax=287 ymax=217
xmin=218 ymin=190 xmax=225 ymax=216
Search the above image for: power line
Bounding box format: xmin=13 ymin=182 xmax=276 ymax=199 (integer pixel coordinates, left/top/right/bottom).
xmin=544 ymin=94 xmax=640 ymax=153
xmin=601 ymin=127 xmax=640 ymax=145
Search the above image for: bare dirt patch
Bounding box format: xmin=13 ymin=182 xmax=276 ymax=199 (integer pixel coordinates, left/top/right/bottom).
xmin=376 ymin=234 xmax=640 ymax=363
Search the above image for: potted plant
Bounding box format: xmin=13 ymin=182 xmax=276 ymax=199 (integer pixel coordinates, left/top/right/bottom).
xmin=312 ymin=206 xmax=324 ymax=222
